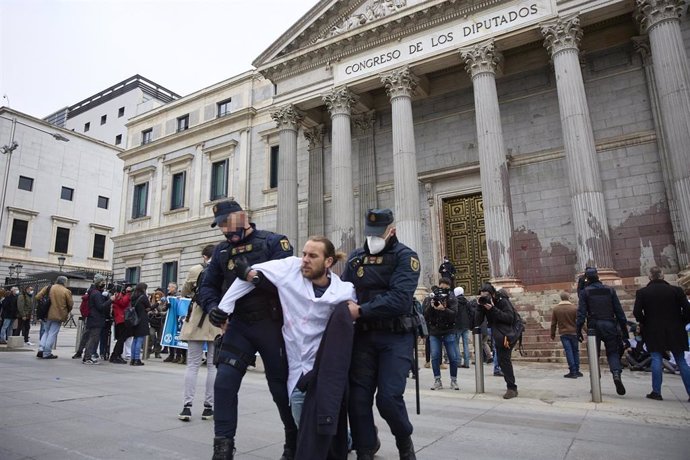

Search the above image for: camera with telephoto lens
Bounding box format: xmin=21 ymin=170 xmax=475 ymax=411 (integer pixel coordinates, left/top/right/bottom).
xmin=431 ymin=287 xmax=449 ymax=307
xmin=478 ymin=294 xmax=492 ymax=305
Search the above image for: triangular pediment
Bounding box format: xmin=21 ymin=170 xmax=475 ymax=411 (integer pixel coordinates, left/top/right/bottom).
xmin=253 ymin=0 xmax=420 ymax=68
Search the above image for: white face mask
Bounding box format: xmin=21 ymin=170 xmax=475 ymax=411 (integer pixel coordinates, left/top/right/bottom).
xmin=367 ymin=235 xmax=387 ymax=255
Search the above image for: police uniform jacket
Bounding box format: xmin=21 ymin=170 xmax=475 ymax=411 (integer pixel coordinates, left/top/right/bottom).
xmin=633 ymin=279 xmax=688 ymax=353
xmin=199 ymin=224 xmax=292 ymax=318
xmin=342 ymin=235 xmax=420 ymax=324
xmin=576 ymin=281 xmax=628 ymax=336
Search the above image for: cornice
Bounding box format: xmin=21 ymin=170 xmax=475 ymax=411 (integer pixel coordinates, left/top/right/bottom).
xmin=258 ymin=0 xmax=509 ymax=82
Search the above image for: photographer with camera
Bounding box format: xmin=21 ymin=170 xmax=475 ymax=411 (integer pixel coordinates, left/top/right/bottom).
xmin=423 ymin=278 xmax=460 ymax=390
xmin=475 ymin=283 xmax=519 ymax=399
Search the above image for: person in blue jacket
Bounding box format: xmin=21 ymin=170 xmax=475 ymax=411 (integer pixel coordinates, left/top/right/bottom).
xmin=342 ymin=208 xmax=421 ymax=460
xmin=201 ymin=200 xmax=296 ymax=460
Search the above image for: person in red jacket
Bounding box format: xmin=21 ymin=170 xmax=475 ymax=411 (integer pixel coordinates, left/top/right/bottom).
xmin=109 ymin=285 xmax=132 ymax=364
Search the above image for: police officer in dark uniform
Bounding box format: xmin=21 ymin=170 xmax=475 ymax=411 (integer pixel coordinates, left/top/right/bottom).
xmin=201 ymin=200 xmax=297 ymax=460
xmin=342 ymin=209 xmax=421 ymax=460
xmin=576 ymin=267 xmax=630 ymax=396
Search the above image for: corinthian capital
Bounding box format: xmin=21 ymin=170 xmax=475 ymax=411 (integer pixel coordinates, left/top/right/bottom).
xmin=380 ymin=66 xmax=418 ymax=99
xmin=271 ymin=105 xmax=304 ymax=131
xmin=541 ymin=15 xmax=583 ymax=57
xmin=303 ymin=125 xmax=325 ymax=151
xmin=635 ymin=0 xmax=685 ymax=33
xmin=459 ymin=39 xmax=503 ymax=78
xmin=323 ymin=86 xmax=358 ymax=116
xmin=631 ymin=35 xmax=653 ymax=64
xmin=353 ymin=111 xmax=376 ymax=135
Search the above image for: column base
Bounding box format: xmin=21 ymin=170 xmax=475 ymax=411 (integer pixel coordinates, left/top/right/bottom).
xmin=677 ymin=265 xmax=690 ymax=290
xmin=596 ymin=268 xmax=622 ymax=286
xmin=489 ymin=278 xmax=524 ymax=295
xmin=414 ymin=285 xmax=429 ymax=301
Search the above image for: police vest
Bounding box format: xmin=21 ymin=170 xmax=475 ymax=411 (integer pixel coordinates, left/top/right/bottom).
xmin=217 ymin=230 xmax=281 ymax=322
xmin=582 ymin=285 xmax=616 ymax=321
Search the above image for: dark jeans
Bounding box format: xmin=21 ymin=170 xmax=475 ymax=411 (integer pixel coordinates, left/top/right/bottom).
xmin=83 ymin=327 xmax=102 ymax=360
xmin=149 ymin=326 xmax=162 ymax=353
xmin=349 ymin=331 xmax=414 ymax=452
xmin=560 ymin=334 xmax=580 ymax=374
xmin=15 ymin=317 xmax=31 ymax=342
xmin=593 ymin=320 xmax=622 ymax=375
xmin=112 ymin=323 xmax=131 ymax=358
xmin=495 ymin=342 xmax=516 ymax=390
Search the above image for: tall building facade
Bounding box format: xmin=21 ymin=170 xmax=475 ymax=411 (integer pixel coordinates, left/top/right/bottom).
xmin=113 ymin=0 xmax=690 ymax=294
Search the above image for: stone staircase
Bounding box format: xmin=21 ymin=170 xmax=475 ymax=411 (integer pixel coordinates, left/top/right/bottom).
xmin=512 ymin=287 xmax=637 ymax=364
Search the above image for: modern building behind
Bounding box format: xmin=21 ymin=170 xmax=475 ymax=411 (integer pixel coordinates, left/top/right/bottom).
xmin=0 ymin=107 xmax=123 ymax=285
xmin=113 ymin=0 xmax=690 ymax=296
xmin=44 ymin=75 xmax=180 ymax=148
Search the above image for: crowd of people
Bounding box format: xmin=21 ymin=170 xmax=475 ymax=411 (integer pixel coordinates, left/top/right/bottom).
xmin=3 ymin=197 xmax=690 ymax=460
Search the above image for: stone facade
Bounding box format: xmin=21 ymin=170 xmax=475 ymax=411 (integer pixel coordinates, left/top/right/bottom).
xmin=113 ymin=0 xmax=690 ymax=292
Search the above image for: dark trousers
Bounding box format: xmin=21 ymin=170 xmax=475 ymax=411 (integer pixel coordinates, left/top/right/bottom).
xmin=14 ymin=317 xmax=31 ymax=342
xmin=77 ymin=324 xmax=89 ymax=354
xmin=83 ymin=327 xmax=102 ymax=360
xmin=112 ymin=323 xmax=131 ymax=358
xmin=593 ymin=319 xmax=623 ymax=374
xmin=99 ymin=320 xmax=112 ymax=358
xmin=214 ymin=317 xmax=296 ymax=446
xmin=349 ymin=330 xmax=414 ymax=452
xmin=149 ymin=326 xmax=162 ymax=353
xmin=495 ymin=342 xmax=516 ymax=390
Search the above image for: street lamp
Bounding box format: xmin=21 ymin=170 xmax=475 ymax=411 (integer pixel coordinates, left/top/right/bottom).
xmin=0 ymin=114 xmax=70 ymax=233
xmin=8 ymin=264 xmax=15 ymax=283
xmin=57 ymin=255 xmax=65 ymax=272
xmin=15 ymin=263 xmax=22 ymax=281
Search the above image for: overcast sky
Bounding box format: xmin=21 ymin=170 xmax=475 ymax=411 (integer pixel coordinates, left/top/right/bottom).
xmin=0 ymin=0 xmax=318 ymax=118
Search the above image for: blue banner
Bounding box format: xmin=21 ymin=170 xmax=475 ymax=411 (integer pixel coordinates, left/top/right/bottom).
xmin=161 ymin=297 xmax=190 ymax=350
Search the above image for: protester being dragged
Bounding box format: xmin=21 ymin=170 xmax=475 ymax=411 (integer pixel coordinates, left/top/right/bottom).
xmin=109 ymin=285 xmax=132 ymax=364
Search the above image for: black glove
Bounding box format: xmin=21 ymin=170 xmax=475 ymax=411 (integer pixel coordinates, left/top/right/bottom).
xmin=577 ymin=330 xmax=584 ymax=343
xmin=232 ymin=257 xmax=252 ymax=281
xmin=209 ymin=307 xmax=229 ymax=327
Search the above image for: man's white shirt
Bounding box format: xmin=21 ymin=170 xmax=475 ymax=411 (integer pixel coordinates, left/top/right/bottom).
xmin=218 ymin=257 xmax=356 ymax=396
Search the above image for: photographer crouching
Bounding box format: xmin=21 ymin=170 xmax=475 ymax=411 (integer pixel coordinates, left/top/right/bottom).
xmin=423 ymin=278 xmax=460 ymax=390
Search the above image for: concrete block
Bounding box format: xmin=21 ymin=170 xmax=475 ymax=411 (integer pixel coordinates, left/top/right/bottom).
xmin=7 ymin=336 xmax=24 ymax=349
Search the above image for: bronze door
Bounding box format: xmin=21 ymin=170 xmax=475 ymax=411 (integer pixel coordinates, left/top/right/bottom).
xmin=441 ymin=193 xmax=489 ymax=295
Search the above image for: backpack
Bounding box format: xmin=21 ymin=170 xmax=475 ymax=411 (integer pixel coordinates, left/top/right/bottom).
xmin=79 ymin=292 xmax=90 ymax=318
xmin=501 ymin=298 xmax=525 ymax=355
xmin=124 ymin=297 xmax=141 ymax=328
xmin=36 ymin=285 xmax=52 ymax=320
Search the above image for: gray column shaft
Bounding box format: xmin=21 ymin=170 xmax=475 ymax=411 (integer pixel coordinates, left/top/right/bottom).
xmin=307 ymin=137 xmax=325 ymax=237
xmin=552 ymin=47 xmax=613 ymax=269
xmin=331 ymin=112 xmax=356 ymax=255
xmin=648 ymin=19 xmax=690 ymax=262
xmin=390 ymin=94 xmax=422 ymax=253
xmin=277 ymin=127 xmax=298 ymax=241
xmin=472 ymin=72 xmax=515 ymax=278
xmin=357 ymin=117 xmax=378 ymax=230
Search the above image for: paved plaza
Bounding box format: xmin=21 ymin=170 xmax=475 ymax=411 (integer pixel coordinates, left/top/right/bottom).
xmin=1 ymin=325 xmax=689 ymax=460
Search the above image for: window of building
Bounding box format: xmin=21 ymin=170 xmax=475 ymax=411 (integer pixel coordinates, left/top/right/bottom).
xmin=177 ymin=115 xmax=189 ymax=132
xmin=162 ymin=261 xmax=178 ymax=288
xmin=100 ymin=114 xmax=107 ymax=125
xmin=92 ymin=234 xmax=106 ymax=259
xmin=61 ymin=186 xmax=74 ymax=201
xmin=97 ymin=195 xmax=109 ymax=209
xmin=210 ymin=159 xmax=228 ymax=201
xmin=10 ymin=219 xmax=28 ymax=248
xmin=118 ymin=107 xmax=125 ymax=118
xmin=84 ymin=122 xmax=90 ymax=132
xmin=115 ymin=134 xmax=122 ymax=145
xmin=141 ymin=128 xmax=153 ymax=145
xmin=18 ymin=176 xmax=34 ymax=192
xmin=132 ymin=182 xmax=148 ymax=218
xmin=170 ymin=172 xmax=186 ymax=210
xmin=54 ymin=227 xmax=70 ymax=254
xmin=217 ymin=98 xmax=232 ymax=118
xmin=270 ymin=145 xmax=279 ymax=189
xmin=125 ymin=267 xmax=140 ymax=284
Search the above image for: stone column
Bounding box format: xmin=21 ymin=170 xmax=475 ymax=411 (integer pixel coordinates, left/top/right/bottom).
xmin=354 ymin=110 xmax=378 ymax=245
xmin=460 ymin=39 xmax=519 ymax=284
xmin=635 ymin=0 xmax=690 ymax=270
xmin=380 ymin=66 xmax=422 ymax=253
xmin=271 ymin=105 xmax=302 ymax=242
xmin=323 ymin=87 xmax=357 ymax=255
xmin=304 ymin=125 xmax=325 ymax=237
xmin=541 ymin=16 xmax=615 ymax=275
xmin=632 ymin=35 xmax=686 ymax=269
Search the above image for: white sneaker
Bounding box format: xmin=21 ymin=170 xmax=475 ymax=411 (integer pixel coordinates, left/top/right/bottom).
xmin=25 ymin=341 xmax=34 ymax=346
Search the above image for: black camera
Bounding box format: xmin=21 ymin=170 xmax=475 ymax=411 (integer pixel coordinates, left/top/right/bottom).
xmin=431 ymin=287 xmax=449 ymax=307
xmin=478 ymin=295 xmax=492 ymax=305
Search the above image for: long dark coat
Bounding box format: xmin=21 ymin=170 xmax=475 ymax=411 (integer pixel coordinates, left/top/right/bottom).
xmin=295 ymin=303 xmax=354 ymax=460
xmin=130 ymin=292 xmax=151 ymax=338
xmin=633 ymin=279 xmax=688 ymax=353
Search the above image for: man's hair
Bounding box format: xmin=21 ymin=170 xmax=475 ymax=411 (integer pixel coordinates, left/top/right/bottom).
xmin=134 ymin=282 xmax=148 ymax=296
xmin=560 ymin=291 xmax=570 ymax=301
xmin=649 ymin=266 xmax=663 ymax=280
xmin=202 ymin=244 xmax=215 ymax=259
xmin=307 ymin=235 xmax=346 ymax=262
xmin=56 ymin=276 xmax=68 ymax=286
xmin=439 ymin=277 xmax=452 ymax=287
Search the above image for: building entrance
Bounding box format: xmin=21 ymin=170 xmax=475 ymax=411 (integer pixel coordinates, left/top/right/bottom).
xmin=442 ymin=193 xmax=490 ymax=295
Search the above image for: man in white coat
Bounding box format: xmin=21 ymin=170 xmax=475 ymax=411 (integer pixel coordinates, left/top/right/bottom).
xmin=218 ymin=235 xmax=356 ymax=426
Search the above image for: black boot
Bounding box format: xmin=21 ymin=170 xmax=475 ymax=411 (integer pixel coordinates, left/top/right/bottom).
xmin=280 ymin=428 xmax=297 ymax=460
xmin=396 ymin=436 xmax=416 ymax=460
xmin=212 ymin=437 xmax=235 ymax=460
xmin=279 ymin=446 xmax=294 ymax=460
xmin=356 ymin=451 xmax=375 ymax=460
xmin=613 ymin=371 xmax=626 ymax=395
